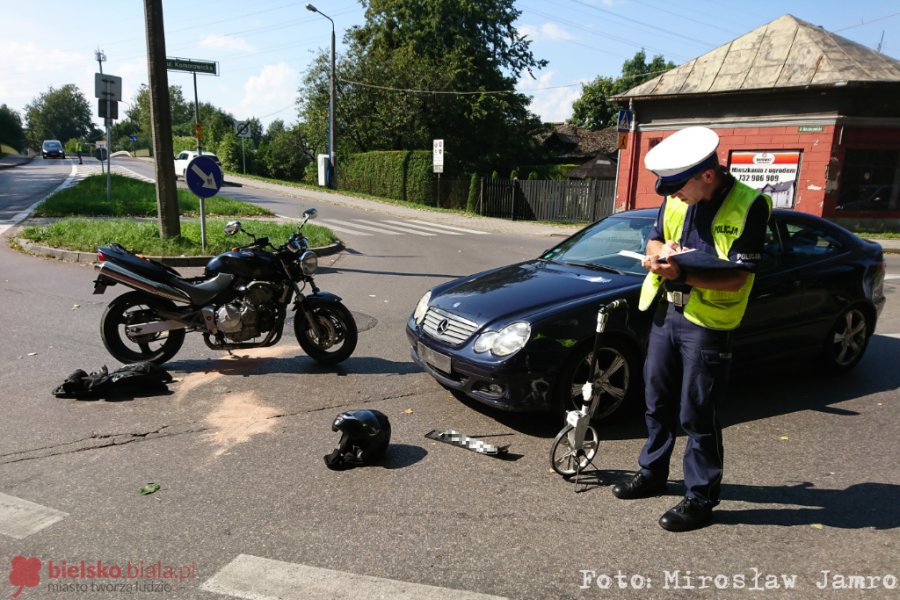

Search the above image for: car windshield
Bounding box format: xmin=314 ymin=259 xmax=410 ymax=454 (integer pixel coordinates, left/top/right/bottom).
xmin=540 ymin=214 xmax=655 ymax=275
xmin=44 ymin=142 xmax=60 ymax=148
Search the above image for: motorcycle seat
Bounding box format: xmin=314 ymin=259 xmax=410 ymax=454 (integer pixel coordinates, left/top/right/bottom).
xmin=170 ymin=273 xmax=235 ymax=306
xmin=100 ymin=244 xmax=181 ymax=282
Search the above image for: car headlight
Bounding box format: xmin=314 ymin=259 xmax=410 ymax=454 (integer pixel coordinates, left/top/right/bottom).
xmin=299 ymin=250 xmax=318 ymax=275
xmin=473 ymin=322 xmax=531 ymax=357
xmin=413 ymin=291 xmax=431 ymax=324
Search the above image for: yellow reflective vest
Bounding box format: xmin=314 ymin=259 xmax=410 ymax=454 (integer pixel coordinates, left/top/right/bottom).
xmin=638 ymin=182 xmax=772 ymax=330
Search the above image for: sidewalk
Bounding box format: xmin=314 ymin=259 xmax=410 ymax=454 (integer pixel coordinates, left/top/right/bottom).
xmin=224 ymin=172 xmax=583 ymax=240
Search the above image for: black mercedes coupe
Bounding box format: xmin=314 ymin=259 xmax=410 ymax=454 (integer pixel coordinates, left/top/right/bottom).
xmin=406 ymin=209 xmax=886 ymax=420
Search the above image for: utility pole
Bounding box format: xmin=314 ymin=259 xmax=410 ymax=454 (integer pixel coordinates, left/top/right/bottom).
xmin=143 ymin=0 xmax=180 ymax=238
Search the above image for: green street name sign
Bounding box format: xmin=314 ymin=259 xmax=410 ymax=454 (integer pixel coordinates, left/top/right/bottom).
xmin=166 ymin=57 xmax=218 ymax=75
xmin=798 ymin=125 xmax=824 ymax=133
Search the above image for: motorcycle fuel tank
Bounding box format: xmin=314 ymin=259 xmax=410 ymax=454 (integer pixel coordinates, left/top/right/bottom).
xmin=206 ymin=249 xmax=282 ymax=281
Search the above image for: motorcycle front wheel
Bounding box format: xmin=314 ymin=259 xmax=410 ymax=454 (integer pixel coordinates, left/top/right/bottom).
xmin=294 ymin=302 xmax=357 ymax=365
xmin=100 ymin=291 xmax=185 ymax=364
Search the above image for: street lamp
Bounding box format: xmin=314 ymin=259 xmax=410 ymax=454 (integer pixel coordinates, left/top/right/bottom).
xmin=306 ymin=3 xmax=336 ymax=188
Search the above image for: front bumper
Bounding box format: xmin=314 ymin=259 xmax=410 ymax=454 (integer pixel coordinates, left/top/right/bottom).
xmin=406 ymin=322 xmax=556 ymax=412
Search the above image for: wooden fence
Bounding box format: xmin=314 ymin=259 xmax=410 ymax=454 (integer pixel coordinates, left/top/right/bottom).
xmin=431 ymin=177 xmax=616 ymax=223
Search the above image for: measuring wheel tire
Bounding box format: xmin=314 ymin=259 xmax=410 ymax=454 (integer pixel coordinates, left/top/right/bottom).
xmin=550 ymin=423 xmax=600 ymax=477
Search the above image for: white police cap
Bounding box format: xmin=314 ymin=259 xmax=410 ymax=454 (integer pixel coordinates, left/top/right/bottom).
xmin=644 ymin=126 xmax=720 ymax=196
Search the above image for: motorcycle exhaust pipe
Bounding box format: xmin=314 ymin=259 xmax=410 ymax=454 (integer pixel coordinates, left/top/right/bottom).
xmin=95 ymin=261 xmax=191 ymax=304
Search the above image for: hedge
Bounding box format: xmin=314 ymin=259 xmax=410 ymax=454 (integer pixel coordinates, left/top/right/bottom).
xmin=336 ymin=150 xmax=457 ymax=206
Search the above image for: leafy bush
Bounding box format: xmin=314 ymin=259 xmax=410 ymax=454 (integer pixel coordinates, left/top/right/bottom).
xmin=337 ymin=150 xmax=452 ymax=205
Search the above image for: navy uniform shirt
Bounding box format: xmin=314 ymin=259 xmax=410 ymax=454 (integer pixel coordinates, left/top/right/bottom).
xmin=648 ymin=171 xmax=769 ymax=292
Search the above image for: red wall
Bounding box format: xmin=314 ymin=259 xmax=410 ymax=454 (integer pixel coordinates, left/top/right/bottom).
xmin=616 ymin=125 xmax=840 ymax=216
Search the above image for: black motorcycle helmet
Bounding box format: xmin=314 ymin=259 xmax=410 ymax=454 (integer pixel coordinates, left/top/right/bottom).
xmin=324 ymin=410 xmax=391 ymax=470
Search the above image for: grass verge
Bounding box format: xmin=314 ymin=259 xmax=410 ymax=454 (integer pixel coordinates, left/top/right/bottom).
xmin=20 ymin=218 xmax=337 ymax=256
xmin=33 ymin=174 xmax=272 ymax=218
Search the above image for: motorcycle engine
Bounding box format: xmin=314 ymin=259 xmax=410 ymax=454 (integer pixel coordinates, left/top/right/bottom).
xmin=216 ymin=281 xmax=280 ymax=342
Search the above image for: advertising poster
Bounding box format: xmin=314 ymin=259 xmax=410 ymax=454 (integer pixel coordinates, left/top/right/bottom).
xmin=728 ymin=150 xmax=801 ymax=209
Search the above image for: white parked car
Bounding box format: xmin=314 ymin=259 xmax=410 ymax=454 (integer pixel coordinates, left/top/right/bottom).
xmin=174 ymin=150 xmax=223 ymax=180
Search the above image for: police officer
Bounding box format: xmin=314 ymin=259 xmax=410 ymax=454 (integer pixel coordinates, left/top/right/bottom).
xmin=612 ymin=126 xmax=771 ymax=532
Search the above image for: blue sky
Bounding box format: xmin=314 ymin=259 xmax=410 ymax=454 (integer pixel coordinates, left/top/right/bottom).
xmin=2 ymin=1 xmax=898 ymax=131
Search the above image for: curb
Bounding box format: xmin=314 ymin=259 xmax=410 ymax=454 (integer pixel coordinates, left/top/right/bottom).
xmin=0 ymin=155 xmax=34 ymax=169
xmin=15 ymin=238 xmax=346 ymax=266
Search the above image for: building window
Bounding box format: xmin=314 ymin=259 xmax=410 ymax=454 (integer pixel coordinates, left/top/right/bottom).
xmin=837 ymin=149 xmax=900 ymax=212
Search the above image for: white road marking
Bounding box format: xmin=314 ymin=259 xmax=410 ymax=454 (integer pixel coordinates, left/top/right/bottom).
xmin=409 ymin=219 xmax=490 ymax=235
xmin=383 ymin=219 xmax=463 ymax=235
xmin=312 ymin=219 xmax=373 ymax=237
xmin=202 ymin=554 xmax=508 ymax=600
xmin=0 ymin=165 xmax=78 ymax=235
xmin=885 ymin=274 xmax=899 ymax=281
xmin=317 ymin=218 xmax=402 ymax=235
xmin=364 ymin=220 xmax=436 ymax=236
xmin=0 ymin=493 xmax=68 ymax=539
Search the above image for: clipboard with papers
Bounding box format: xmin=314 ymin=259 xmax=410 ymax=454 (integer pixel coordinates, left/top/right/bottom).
xmin=617 ymin=249 xmax=750 ymax=271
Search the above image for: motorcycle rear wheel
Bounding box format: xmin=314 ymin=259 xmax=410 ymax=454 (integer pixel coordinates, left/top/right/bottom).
xmin=294 ymin=303 xmax=357 ymax=365
xmin=100 ymin=291 xmax=185 ymax=364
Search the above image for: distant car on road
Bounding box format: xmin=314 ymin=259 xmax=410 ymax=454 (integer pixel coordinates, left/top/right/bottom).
xmin=174 ymin=150 xmax=222 ymax=180
xmin=41 ymin=140 xmax=65 ymax=159
xmin=407 ymin=209 xmax=887 ymax=421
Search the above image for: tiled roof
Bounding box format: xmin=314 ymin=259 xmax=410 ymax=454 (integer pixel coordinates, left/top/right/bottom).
xmin=539 ymin=123 xmax=619 ymax=156
xmin=615 ymin=14 xmax=900 ymax=99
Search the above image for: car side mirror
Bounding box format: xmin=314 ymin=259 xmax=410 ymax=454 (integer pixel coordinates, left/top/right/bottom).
xmin=303 ymin=208 xmax=318 ymax=220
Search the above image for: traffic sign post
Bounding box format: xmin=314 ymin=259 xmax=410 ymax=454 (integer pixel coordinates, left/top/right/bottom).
xmin=433 ymin=139 xmax=444 ymax=208
xmin=235 ymin=121 xmax=251 ymax=174
xmin=185 ymin=155 xmax=224 ymax=252
xmin=167 ymin=57 xmax=219 ymax=155
xmin=94 ymin=72 xmax=122 ymax=204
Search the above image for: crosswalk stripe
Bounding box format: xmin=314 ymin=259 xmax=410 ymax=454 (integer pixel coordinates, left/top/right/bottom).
xmin=885 ymin=274 xmax=899 ymax=281
xmin=319 ymin=218 xmax=403 ymax=235
xmin=409 ymin=219 xmax=490 ymax=235
xmin=363 ymin=220 xmax=436 ymax=236
xmin=383 ymin=219 xmax=463 ymax=235
xmin=313 ymin=219 xmax=373 ymax=236
xmin=0 ymin=493 xmax=68 ymax=539
xmin=201 ymin=554 xmax=509 ymax=600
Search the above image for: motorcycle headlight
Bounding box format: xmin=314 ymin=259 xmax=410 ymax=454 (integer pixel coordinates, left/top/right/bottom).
xmin=413 ymin=291 xmax=431 ymax=325
xmin=299 ymin=250 xmax=318 ymax=275
xmin=473 ymin=321 xmax=531 ymax=357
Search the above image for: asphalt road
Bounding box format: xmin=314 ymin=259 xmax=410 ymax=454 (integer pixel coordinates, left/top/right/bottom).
xmin=0 ymin=157 xmax=897 ymax=600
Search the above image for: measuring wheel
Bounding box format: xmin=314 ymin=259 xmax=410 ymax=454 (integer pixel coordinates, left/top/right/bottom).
xmin=549 ymin=423 xmax=599 ymax=477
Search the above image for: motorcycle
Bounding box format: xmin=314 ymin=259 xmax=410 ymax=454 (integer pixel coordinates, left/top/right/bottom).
xmin=92 ymin=208 xmax=357 ymax=366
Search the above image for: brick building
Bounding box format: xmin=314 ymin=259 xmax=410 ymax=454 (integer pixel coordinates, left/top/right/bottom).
xmin=613 ymin=14 xmax=900 ymax=231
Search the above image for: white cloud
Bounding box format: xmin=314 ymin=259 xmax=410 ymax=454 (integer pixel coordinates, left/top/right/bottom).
xmin=519 ymin=70 xmax=585 ymax=123
xmin=519 ymin=22 xmax=574 ymax=42
xmin=198 ymin=34 xmax=256 ymax=53
xmin=234 ymin=62 xmax=300 ymax=125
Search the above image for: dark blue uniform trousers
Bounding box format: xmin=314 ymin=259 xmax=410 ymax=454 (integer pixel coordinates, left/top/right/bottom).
xmin=639 ymin=303 xmax=733 ymax=506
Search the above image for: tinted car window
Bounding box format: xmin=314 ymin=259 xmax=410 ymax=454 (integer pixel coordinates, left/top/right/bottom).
xmin=783 ymin=222 xmax=844 ymax=264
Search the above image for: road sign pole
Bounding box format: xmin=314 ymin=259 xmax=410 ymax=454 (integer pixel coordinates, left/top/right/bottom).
xmin=105 ymin=81 xmax=112 ymax=203
xmin=193 ymin=72 xmax=202 ymax=154
xmin=199 ymin=195 xmax=207 ymax=252
xmin=241 ymin=137 xmax=246 ymax=174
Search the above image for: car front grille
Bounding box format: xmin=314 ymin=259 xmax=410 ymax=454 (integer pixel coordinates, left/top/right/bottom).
xmin=422 ymin=307 xmax=479 ymax=346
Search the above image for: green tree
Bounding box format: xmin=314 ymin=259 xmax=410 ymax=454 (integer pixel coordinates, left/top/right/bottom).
xmin=569 ymin=50 xmax=676 ymax=130
xmin=257 ymin=120 xmax=312 ymax=181
xmin=23 ymin=84 xmax=93 ymax=148
xmin=298 ymin=0 xmax=547 ymax=170
xmin=125 ymin=84 xmax=194 ymax=140
xmin=569 ymin=75 xmax=619 ymax=130
xmin=0 ymin=104 xmax=25 ymax=151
